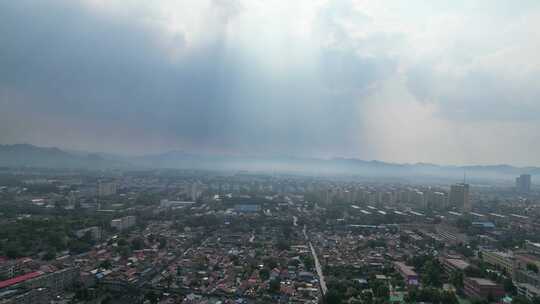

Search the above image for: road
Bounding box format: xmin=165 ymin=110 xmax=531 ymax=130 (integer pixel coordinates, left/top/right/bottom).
xmin=302 ymin=224 xmax=328 ymax=296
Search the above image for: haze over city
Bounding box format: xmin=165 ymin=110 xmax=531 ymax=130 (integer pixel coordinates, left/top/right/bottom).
xmin=2 ymin=0 xmax=540 ymax=166
xmin=4 ymin=2 xmax=540 ymax=304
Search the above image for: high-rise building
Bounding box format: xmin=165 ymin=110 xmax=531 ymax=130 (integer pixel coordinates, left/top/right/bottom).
xmin=97 ymin=180 xmax=117 ymax=197
xmin=110 ymin=216 xmax=136 ymax=231
xmin=449 ymin=183 xmax=470 ymax=212
xmin=427 ymin=191 xmax=447 ymax=210
xmin=516 ymin=174 xmax=532 ymax=193
xmin=191 ymin=182 xmax=202 ymax=201
xmin=410 ymin=190 xmax=425 ymax=207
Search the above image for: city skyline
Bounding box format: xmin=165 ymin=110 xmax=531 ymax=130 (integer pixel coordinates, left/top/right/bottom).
xmin=3 ymin=2 xmax=540 ymax=301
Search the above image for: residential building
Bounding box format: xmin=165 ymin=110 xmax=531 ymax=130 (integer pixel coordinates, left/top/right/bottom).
xmin=441 ymin=258 xmax=470 ymax=274
xmin=525 ymin=241 xmax=540 ymax=255
xmin=516 ymin=174 xmax=532 ymax=194
xmin=517 ymin=283 xmax=540 ymax=301
xmin=0 ymin=259 xmax=31 ymax=280
xmin=160 ymin=200 xmax=196 ymax=209
xmin=394 ymin=262 xmax=418 ymax=286
xmin=481 ymin=250 xmax=513 ymax=274
xmin=110 ymin=216 xmax=136 ymax=231
xmin=463 ymin=277 xmax=504 ymax=299
xmin=97 ymin=181 xmax=117 ymax=197
xmin=514 ymin=254 xmax=540 ymax=287
xmin=24 ymin=268 xmax=79 ymax=292
xmin=75 ymin=226 xmax=101 ymax=241
xmin=427 ymin=191 xmax=447 ymax=210
xmin=449 ymin=183 xmax=470 ymax=212
xmin=234 ymin=204 xmax=261 ymax=213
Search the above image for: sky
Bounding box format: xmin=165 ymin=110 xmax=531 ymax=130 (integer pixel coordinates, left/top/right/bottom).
xmin=1 ymin=0 xmax=540 ymax=166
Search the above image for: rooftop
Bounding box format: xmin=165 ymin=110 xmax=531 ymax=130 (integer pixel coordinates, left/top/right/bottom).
xmin=0 ymin=271 xmax=43 ymax=289
xmin=467 ymin=277 xmax=498 ymax=286
xmin=444 ymin=258 xmax=470 ymax=270
xmin=394 ymin=261 xmax=417 ymax=277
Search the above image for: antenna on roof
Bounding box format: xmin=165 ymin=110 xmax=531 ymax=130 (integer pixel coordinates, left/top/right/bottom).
xmin=463 ymin=171 xmax=466 ymax=184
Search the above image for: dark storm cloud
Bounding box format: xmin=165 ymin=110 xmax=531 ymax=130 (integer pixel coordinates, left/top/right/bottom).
xmin=0 ymin=0 xmax=395 ymax=155
xmin=5 ymin=0 xmax=539 ymax=165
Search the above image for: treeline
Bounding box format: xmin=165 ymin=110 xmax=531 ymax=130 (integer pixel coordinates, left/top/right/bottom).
xmin=0 ymin=214 xmax=113 ymax=258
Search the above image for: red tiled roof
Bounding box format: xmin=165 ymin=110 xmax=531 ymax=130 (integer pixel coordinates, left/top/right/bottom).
xmin=0 ymin=271 xmax=43 ymax=289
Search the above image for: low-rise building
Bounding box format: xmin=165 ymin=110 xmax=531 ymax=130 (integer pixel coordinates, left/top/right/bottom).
xmin=0 ymin=286 xmax=51 ymax=304
xmin=234 ymin=204 xmax=261 ymax=213
xmin=111 ymin=216 xmax=136 ymax=231
xmin=514 ymin=254 xmax=540 ymax=287
xmin=0 ymin=259 xmax=31 ymax=281
xmin=517 ymin=283 xmax=540 ymax=301
xmin=24 ymin=268 xmax=79 ymax=292
xmin=526 ymin=241 xmax=540 ymax=256
xmin=441 ymin=258 xmax=470 ymax=274
xmin=97 ymin=181 xmax=117 ymax=197
xmin=394 ymin=262 xmax=418 ymax=286
xmin=75 ymin=226 xmax=101 ymax=241
xmin=0 ymin=271 xmax=43 ymax=291
xmin=481 ymin=250 xmax=513 ymax=274
xmin=160 ymin=200 xmax=196 ymax=209
xmin=463 ymin=277 xmax=504 ymax=299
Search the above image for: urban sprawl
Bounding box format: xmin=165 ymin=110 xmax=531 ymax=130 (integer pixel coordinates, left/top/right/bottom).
xmin=0 ymin=169 xmax=538 ymax=304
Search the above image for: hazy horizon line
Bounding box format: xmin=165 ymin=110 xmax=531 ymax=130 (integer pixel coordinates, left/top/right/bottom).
xmin=2 ymin=141 xmax=539 ymax=169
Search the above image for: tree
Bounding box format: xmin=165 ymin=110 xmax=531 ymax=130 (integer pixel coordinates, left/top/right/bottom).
xmin=75 ymin=286 xmax=90 ymax=300
xmin=450 ymin=270 xmax=464 ymax=289
xmin=102 ymin=296 xmax=113 ymax=304
xmin=361 ymin=290 xmax=373 ymax=304
xmin=527 ymin=263 xmax=539 ymax=273
xmin=455 ymin=218 xmax=472 ymax=232
xmin=512 ymin=296 xmax=532 ymax=304
xmin=269 ymin=279 xmax=281 ymax=293
xmin=281 ymin=225 xmax=292 ymax=239
xmin=68 ymin=239 xmax=91 ymax=254
xmin=487 ymin=292 xmax=495 ymax=303
xmin=145 ymin=291 xmax=159 ymax=304
xmin=302 ymin=255 xmax=315 ymax=271
xmin=158 ymin=237 xmax=167 ymax=249
xmin=131 ymin=237 xmax=145 ymax=250
xmin=260 ymin=268 xmax=270 ymax=281
xmin=43 ymin=250 xmax=56 ymax=261
xmin=99 ymin=260 xmax=112 ymax=269
xmin=504 ymin=277 xmax=516 ymax=295
xmin=470 ymin=298 xmax=489 ymax=304
xmin=5 ymin=244 xmax=22 ymax=258
xmin=441 ymin=291 xmax=459 ymax=304
xmin=422 ymin=260 xmax=442 ymax=287
xmin=404 ymin=288 xmax=418 ymax=303
xmin=374 ymin=284 xmax=389 ymax=299
xmin=117 ymin=245 xmax=131 ymax=258
xmin=165 ymin=274 xmax=173 ymax=290
xmin=264 ymin=257 xmax=278 ymax=269
xmin=81 ymin=231 xmax=94 ymax=244
xmin=324 ymin=289 xmax=343 ymax=304
xmin=276 ymin=239 xmax=290 ymax=251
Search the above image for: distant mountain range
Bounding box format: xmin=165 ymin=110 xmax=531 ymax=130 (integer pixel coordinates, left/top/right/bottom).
xmin=0 ymin=144 xmax=125 ymax=169
xmin=0 ymin=144 xmax=537 ymax=181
